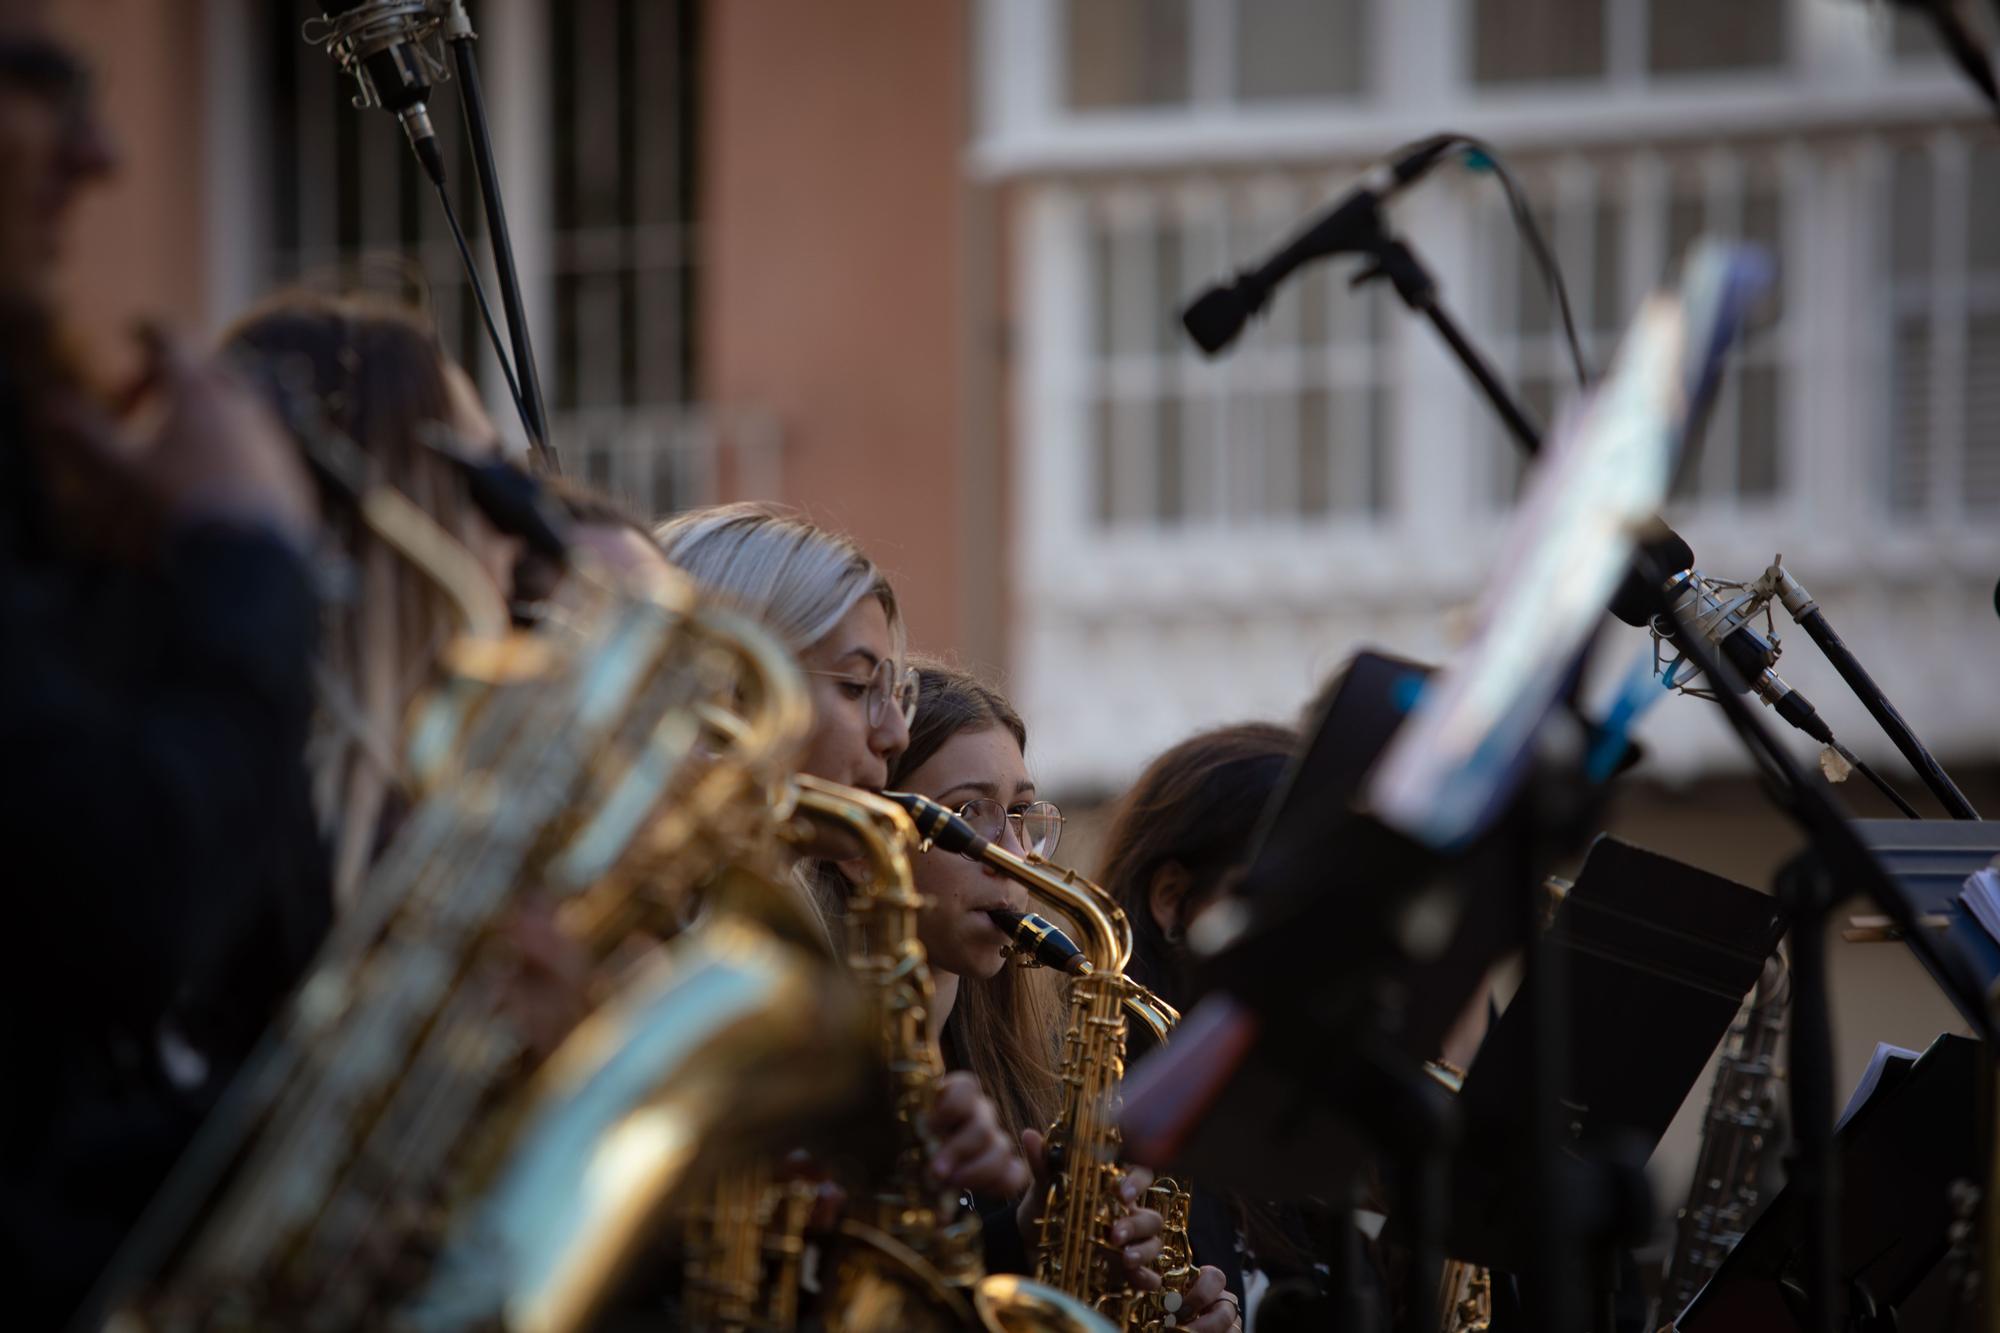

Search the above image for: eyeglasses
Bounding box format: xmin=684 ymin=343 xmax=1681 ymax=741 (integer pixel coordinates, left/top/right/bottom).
xmin=954 ymin=798 xmax=1065 ymax=859
xmin=806 ymin=657 xmax=920 ymax=729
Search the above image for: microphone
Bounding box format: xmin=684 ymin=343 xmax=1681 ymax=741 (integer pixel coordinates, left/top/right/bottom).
xmin=1182 ymin=133 xmax=1465 ymax=355
xmin=309 ymin=1 xmax=453 ymax=186
xmin=1653 ymin=565 xmax=1836 ymax=746
xmin=989 ymin=911 xmax=1092 ymax=976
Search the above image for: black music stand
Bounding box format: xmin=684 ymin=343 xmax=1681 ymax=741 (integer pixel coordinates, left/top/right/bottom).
xmin=1121 ymin=650 xmax=1506 ymax=1197
xmin=1439 ymin=836 xmax=1786 ymax=1280
xmin=1672 ymin=1033 xmax=1982 ymax=1332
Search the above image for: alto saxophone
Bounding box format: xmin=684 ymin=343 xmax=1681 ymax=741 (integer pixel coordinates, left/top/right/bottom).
xmin=101 ymin=543 xmax=873 ymax=1333
xmin=886 ymin=794 xmax=1195 ymax=1332
xmin=778 ymin=779 xmax=1117 ymax=1333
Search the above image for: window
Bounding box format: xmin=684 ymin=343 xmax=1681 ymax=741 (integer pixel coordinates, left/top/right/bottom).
xmin=260 ymin=2 xmax=715 ymax=518
xmin=1885 ymin=139 xmax=2000 ymax=519
xmin=1476 ymin=151 xmax=1791 ymax=505
xmin=1471 ymin=0 xmax=1785 ymax=87
xmin=1063 ymin=0 xmax=1368 ymax=110
xmin=1473 ymin=0 xmax=1605 ymax=85
xmin=1081 ymin=177 xmax=1393 ymax=529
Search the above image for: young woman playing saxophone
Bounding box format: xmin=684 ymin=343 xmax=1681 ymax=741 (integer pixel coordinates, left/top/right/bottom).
xmin=885 ymin=662 xmax=1239 ymax=1333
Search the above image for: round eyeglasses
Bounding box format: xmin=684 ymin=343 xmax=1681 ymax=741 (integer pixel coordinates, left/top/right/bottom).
xmin=806 ymin=657 xmax=920 ymax=729
xmin=954 ymin=798 xmax=1065 ymax=859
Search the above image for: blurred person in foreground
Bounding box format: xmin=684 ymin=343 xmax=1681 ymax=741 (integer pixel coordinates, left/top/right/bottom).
xmin=0 ymin=3 xmax=329 ymax=1324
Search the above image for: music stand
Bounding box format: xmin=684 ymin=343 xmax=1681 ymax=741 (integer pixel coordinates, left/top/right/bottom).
xmin=1672 ymin=1033 xmax=1982 ymax=1332
xmin=1439 ymin=836 xmax=1785 ymax=1281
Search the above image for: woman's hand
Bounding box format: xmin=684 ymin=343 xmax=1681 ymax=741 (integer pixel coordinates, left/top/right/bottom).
xmin=1174 ymin=1265 xmax=1239 ymax=1333
xmin=925 ymin=1071 xmax=1031 ymax=1197
xmin=1012 ymin=1130 xmax=1165 ymax=1289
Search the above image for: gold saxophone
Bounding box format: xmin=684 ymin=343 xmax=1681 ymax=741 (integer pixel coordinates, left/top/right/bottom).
xmin=759 ymin=779 xmax=1116 ymax=1333
xmin=885 ymin=794 xmax=1195 ymax=1333
xmin=101 ymin=533 xmax=875 ymax=1333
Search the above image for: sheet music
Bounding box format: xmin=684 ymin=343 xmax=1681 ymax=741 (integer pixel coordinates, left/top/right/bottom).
xmin=1835 ymin=1041 xmax=1923 ymax=1133
xmin=1958 ymin=863 xmax=2000 ymax=944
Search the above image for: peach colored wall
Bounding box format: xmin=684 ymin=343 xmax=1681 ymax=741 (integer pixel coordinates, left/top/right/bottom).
xmin=51 ymin=0 xmax=208 ymax=381
xmin=702 ymin=0 xmax=970 ymax=657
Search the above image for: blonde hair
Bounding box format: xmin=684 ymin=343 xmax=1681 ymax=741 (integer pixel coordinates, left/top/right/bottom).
xmin=223 ymin=289 xmax=484 ymax=907
xmin=653 ymin=502 xmax=903 ymax=659
xmin=654 ymin=503 xmax=904 ymax=930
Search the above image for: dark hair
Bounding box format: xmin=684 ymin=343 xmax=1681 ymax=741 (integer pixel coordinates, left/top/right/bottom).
xmin=1096 ymin=721 xmax=1306 ymax=1276
xmin=887 ymin=658 xmax=1061 ymax=1149
xmin=1094 ymin=723 xmax=1297 ymax=1009
xmin=895 ymin=656 xmax=1026 ymax=786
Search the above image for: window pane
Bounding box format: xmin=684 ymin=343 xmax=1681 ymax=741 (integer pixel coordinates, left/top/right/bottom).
xmin=1735 ymin=362 xmax=1781 ymax=498
xmin=1300 ymin=386 xmax=1331 ymax=515
xmin=1966 ymin=313 xmax=2000 ymax=510
xmin=1665 ymin=189 xmax=1706 ymax=278
xmin=1591 ymin=196 xmax=1623 ymax=334
xmin=1066 ymin=0 xmax=1191 ymax=109
xmin=1091 ymin=397 xmax=1117 ymax=525
xmin=1971 ymin=143 xmax=2000 ymax=274
xmin=1157 ymin=393 xmax=1187 ymax=521
xmin=1648 ymin=0 xmax=1785 ymax=75
xmin=1473 ymin=0 xmax=1605 ymax=85
xmin=1741 ymin=186 xmax=1784 ymax=324
xmin=1889 ymin=317 xmax=1933 ymax=515
xmin=1235 ymin=0 xmax=1367 ymax=101
xmin=1891 ymin=149 xmax=1933 ymax=283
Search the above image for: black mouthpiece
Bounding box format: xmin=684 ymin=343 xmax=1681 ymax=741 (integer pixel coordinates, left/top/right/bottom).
xmin=446 ymin=454 xmax=573 ymax=563
xmin=882 ymin=791 xmax=991 ymax=857
xmin=989 ymin=911 xmax=1091 ymax=976
xmin=1182 ymin=280 xmax=1260 ymax=356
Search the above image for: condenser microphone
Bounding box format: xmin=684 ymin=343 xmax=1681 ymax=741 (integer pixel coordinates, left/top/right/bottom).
xmin=312 ymin=1 xmax=452 ymax=185
xmin=1181 ymin=133 xmax=1466 ymax=355
xmin=1655 ymin=566 xmax=1836 ymax=746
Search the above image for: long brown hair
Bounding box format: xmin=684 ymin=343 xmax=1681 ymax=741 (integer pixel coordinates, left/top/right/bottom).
xmin=888 ymin=658 xmax=1065 ymax=1148
xmin=222 ymin=289 xmax=490 ymax=906
xmin=1095 ymin=723 xmax=1297 ymax=1009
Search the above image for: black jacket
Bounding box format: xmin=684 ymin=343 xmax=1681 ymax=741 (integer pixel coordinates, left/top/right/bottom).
xmin=0 ymin=416 xmax=330 ymax=1328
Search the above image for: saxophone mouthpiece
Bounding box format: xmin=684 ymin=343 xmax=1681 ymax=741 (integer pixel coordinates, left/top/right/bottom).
xmin=990 ymin=910 xmax=1091 ymax=975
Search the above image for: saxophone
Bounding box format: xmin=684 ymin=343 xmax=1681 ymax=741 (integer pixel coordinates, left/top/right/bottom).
xmin=1658 ymin=952 xmax=1790 ymax=1326
xmin=101 ymin=545 xmax=874 ymax=1333
xmin=772 ymin=779 xmax=1117 ymax=1333
xmin=885 ymin=794 xmax=1194 ymax=1332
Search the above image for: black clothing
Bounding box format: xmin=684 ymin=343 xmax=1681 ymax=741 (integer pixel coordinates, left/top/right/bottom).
xmin=0 ymin=393 xmax=330 ymax=1328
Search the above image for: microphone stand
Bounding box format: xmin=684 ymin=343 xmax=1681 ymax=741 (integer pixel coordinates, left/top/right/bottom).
xmin=1761 ymin=560 xmax=1980 ymax=820
xmin=1329 ymin=196 xmax=1999 ymax=1333
xmin=442 ymin=0 xmax=553 ymax=467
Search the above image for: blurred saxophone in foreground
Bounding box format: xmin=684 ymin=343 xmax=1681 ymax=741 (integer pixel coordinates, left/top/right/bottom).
xmin=102 ymin=539 xmax=874 ymax=1333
